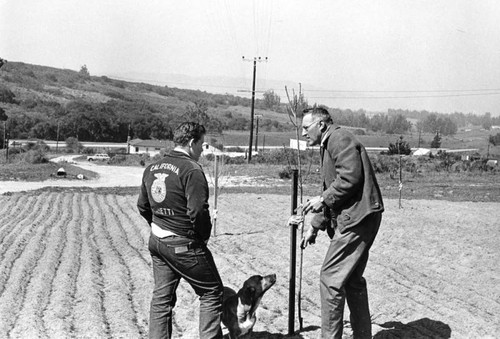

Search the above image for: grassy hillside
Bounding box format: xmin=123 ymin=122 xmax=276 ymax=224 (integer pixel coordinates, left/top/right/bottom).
xmin=0 ymin=61 xmax=499 ymax=156
xmin=0 ymin=61 xmax=293 ymax=144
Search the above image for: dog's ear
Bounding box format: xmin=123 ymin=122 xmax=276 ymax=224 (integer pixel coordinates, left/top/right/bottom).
xmin=240 ymin=286 xmax=256 ymax=305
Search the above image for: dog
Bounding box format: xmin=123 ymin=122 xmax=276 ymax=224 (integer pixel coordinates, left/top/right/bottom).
xmin=222 ymin=274 xmax=277 ymax=338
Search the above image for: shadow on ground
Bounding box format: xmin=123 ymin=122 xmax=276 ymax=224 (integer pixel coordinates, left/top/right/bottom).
xmin=374 ymin=318 xmax=451 ymax=338
xmin=223 ymin=325 xmax=320 ymax=338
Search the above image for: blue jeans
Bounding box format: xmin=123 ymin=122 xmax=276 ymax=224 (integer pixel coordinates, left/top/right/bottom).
xmin=320 ymin=212 xmax=382 ymax=339
xmin=148 ymin=233 xmax=223 ymax=339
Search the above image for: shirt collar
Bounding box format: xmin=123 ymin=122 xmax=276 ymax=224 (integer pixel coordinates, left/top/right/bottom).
xmin=173 ymin=146 xmax=190 ymax=157
xmin=321 ymin=125 xmax=333 ymax=147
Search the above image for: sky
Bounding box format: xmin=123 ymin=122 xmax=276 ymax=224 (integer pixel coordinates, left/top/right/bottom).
xmin=1 ymin=0 xmax=500 ymax=116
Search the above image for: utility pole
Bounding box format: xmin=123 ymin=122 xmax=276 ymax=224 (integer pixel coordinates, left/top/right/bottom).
xmin=254 ymin=114 xmax=263 ymax=152
xmin=127 ymin=123 xmax=131 ymax=154
xmin=2 ymin=121 xmax=5 ymax=150
xmin=487 ymin=132 xmax=491 ymax=159
xmin=242 ymin=56 xmax=267 ymax=162
xmin=56 ymin=121 xmax=60 ymax=154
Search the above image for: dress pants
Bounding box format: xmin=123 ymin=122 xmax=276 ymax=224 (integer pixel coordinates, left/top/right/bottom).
xmin=320 ymin=212 xmax=382 ymax=339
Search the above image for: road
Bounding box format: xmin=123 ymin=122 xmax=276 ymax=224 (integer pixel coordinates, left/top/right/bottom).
xmin=0 ymin=156 xmax=144 ymax=194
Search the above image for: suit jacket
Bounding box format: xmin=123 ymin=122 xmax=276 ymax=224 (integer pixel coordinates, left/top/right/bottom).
xmin=312 ymin=125 xmax=384 ymax=234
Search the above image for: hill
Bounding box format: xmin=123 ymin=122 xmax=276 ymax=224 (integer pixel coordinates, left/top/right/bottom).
xmin=1 ymin=61 xmax=499 ymax=156
xmin=0 ymin=61 xmax=293 ymax=145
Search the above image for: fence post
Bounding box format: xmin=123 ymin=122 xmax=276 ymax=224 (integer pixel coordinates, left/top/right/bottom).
xmin=288 ymin=169 xmax=298 ymax=335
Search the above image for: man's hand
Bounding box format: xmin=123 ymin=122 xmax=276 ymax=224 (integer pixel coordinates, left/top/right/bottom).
xmin=300 ymin=227 xmax=318 ymax=249
xmin=287 ymin=215 xmax=303 ymax=228
xmin=303 ymin=196 xmax=325 ymax=214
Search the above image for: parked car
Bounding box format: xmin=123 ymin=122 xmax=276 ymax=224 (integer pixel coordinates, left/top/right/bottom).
xmin=87 ymin=153 xmax=110 ymax=161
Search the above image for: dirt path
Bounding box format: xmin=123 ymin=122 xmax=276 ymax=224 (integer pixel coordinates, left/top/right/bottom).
xmin=0 ymin=156 xmax=286 ymax=195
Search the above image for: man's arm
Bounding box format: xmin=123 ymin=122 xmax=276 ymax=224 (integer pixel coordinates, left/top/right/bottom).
xmin=322 ymin=133 xmax=363 ymax=209
xmin=137 ymin=173 xmax=153 ymax=225
xmin=185 ymin=169 xmax=212 ymax=239
xmin=303 ymin=133 xmax=363 ymax=214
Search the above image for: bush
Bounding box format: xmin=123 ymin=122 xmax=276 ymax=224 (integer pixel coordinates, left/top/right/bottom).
xmin=20 ymin=149 xmax=48 ymax=164
xmin=225 ymin=156 xmax=246 ymax=165
xmin=8 ymin=147 xmax=25 ymax=156
xmin=254 ymin=148 xmax=298 ymax=165
xmin=108 ymin=154 xmax=127 ymax=164
xmin=65 ymin=137 xmax=83 ymax=153
xmin=224 ymin=146 xmax=245 ymax=152
xmin=278 ymin=166 xmax=293 ymax=179
xmin=387 ymin=137 xmax=412 ymax=155
xmin=370 ymin=154 xmax=399 ymax=173
xmin=0 ymin=85 xmax=18 ymax=104
xmin=24 ymin=140 xmax=50 ymax=152
xmin=105 ymin=91 xmax=126 ymax=100
xmin=82 ymin=147 xmax=96 ymax=155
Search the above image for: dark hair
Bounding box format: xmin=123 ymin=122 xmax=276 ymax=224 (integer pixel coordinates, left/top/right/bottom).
xmin=303 ymin=107 xmax=333 ymax=124
xmin=173 ymin=122 xmax=206 ymax=146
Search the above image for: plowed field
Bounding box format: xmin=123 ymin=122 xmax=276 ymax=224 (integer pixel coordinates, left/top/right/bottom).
xmin=0 ymin=192 xmax=498 ymax=338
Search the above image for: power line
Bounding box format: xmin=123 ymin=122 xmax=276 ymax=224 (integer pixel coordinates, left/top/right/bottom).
xmin=303 ymin=88 xmax=500 ymax=93
xmin=107 ymin=75 xmax=500 ymax=99
xmin=307 ymin=92 xmax=500 ymax=99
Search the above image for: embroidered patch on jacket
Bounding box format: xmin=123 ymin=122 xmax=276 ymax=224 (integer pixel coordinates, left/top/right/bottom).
xmin=151 ymin=173 xmax=169 ymax=202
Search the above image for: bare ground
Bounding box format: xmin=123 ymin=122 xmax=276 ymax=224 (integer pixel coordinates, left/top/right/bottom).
xmin=0 ymin=191 xmax=498 ymax=339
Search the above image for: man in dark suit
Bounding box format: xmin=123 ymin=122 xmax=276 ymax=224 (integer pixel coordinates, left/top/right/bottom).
xmin=291 ymin=106 xmax=384 ymax=338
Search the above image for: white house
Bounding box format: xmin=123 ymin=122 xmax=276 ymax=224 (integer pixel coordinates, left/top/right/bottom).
xmin=128 ymin=139 xmax=174 ymax=156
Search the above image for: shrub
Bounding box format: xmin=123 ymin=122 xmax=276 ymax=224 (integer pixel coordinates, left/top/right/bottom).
xmin=105 ymin=91 xmax=126 ymax=100
xmin=21 ymin=149 xmax=48 ymax=164
xmin=353 ymin=129 xmax=366 ymax=135
xmin=24 ymin=140 xmax=50 ymax=152
xmin=430 ymin=133 xmax=441 ymax=148
xmin=204 ymin=154 xmax=215 ymax=162
xmin=45 ymin=74 xmax=58 ymax=82
xmin=8 ymin=147 xmax=25 ymax=156
xmin=225 ymin=156 xmax=246 ymax=165
xmin=224 ymin=146 xmax=245 ymax=152
xmin=81 ymin=147 xmax=96 ymax=155
xmin=255 ymin=148 xmax=298 ymax=165
xmin=65 ymin=137 xmax=83 ymax=153
xmin=387 ymin=136 xmax=412 ymax=155
xmin=278 ymin=166 xmax=293 ymax=179
xmin=0 ymin=85 xmax=18 ymax=104
xmin=108 ymin=154 xmax=127 ymax=164
xmin=370 ymin=154 xmax=399 ymax=173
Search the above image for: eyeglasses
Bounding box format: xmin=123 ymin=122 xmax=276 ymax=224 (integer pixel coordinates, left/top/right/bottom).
xmin=302 ymin=119 xmax=321 ymax=131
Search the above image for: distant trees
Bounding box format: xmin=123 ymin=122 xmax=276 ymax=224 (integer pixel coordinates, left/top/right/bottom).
xmin=79 ymin=64 xmax=90 ymax=78
xmin=482 ymin=112 xmax=492 ymax=130
xmin=4 ymin=61 xmax=500 ymax=145
xmin=430 ymin=133 xmax=442 ymax=148
xmin=0 ymin=107 xmax=7 ymax=149
xmin=489 ymin=133 xmax=500 ymax=146
xmin=386 ymin=114 xmax=412 ymax=134
xmin=422 ymin=113 xmax=457 ymax=136
xmin=263 ymin=90 xmax=280 ymax=111
xmin=0 ymin=107 xmax=7 ymax=121
xmin=65 ymin=137 xmax=83 ymax=153
xmin=0 ymin=85 xmax=17 ymax=104
xmin=184 ymin=101 xmax=223 ymax=133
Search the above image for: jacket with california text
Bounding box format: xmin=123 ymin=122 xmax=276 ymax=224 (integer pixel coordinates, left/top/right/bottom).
xmin=313 ymin=126 xmax=384 ymax=234
xmin=137 ymin=150 xmax=212 ymax=241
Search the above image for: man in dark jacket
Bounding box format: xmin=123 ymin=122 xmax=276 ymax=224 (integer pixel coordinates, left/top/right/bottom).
xmin=291 ymin=107 xmax=384 ymax=338
xmin=138 ymin=122 xmax=223 ymax=339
